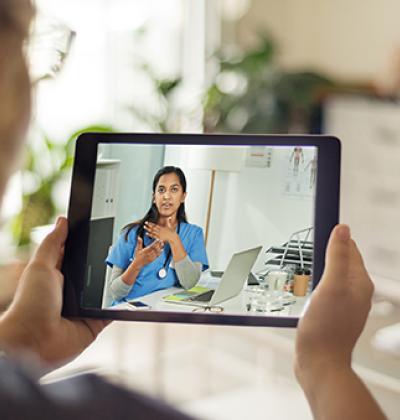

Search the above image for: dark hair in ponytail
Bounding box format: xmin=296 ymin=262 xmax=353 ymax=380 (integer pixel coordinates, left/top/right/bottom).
xmin=123 ymin=166 xmax=188 ymax=241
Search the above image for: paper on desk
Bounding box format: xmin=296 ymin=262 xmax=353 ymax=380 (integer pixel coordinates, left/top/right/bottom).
xmin=163 ymin=286 xmax=209 ymax=302
xmin=198 ymin=271 xmax=221 ymax=289
xmin=107 ymin=302 xmax=137 ymax=311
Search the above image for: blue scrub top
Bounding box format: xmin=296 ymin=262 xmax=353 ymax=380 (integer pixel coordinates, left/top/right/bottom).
xmin=106 ymin=222 xmax=209 ymax=303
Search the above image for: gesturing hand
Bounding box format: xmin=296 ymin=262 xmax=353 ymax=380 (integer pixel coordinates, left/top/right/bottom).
xmin=144 ymin=218 xmax=177 ymax=243
xmin=133 ymin=236 xmax=164 ymax=269
xmin=0 ymin=217 xmax=109 ymax=366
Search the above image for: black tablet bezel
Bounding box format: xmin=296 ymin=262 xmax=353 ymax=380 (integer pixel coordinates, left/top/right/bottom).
xmin=62 ymin=133 xmax=340 ymax=328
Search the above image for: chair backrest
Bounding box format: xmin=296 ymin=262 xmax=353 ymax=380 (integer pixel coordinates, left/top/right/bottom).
xmin=101 ymin=248 xmax=114 ymax=308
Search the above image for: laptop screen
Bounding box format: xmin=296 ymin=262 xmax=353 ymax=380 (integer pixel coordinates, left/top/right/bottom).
xmin=83 ymin=143 xmax=317 ymax=319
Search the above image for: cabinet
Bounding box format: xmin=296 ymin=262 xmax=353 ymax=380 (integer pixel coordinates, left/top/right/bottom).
xmin=91 ymin=160 xmax=120 ymax=219
xmin=324 ymin=95 xmax=400 ymax=284
xmin=84 ymin=159 xmax=120 ymax=308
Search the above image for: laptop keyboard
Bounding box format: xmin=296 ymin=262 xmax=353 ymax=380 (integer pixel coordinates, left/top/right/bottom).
xmin=191 ymin=290 xmax=215 ymax=302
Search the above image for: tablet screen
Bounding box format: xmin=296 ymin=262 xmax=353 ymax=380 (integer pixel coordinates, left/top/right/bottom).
xmin=82 ymin=142 xmax=318 ymax=320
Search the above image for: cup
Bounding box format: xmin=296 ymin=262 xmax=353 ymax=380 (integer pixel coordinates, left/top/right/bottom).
xmin=267 ymin=270 xmax=288 ymax=296
xmin=243 ymin=286 xmax=268 ymax=313
xmin=293 ymin=269 xmax=311 ymax=297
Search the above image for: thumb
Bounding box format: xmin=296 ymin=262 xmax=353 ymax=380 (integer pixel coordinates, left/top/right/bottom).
xmin=167 ymin=217 xmax=173 ymax=228
xmin=33 ymin=217 xmax=68 ymax=267
xmin=322 ymin=224 xmax=351 ymax=286
xmin=136 ymin=236 xmax=143 ymax=251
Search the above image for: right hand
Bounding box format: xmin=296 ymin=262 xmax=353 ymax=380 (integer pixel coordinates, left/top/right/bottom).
xmin=295 ymin=224 xmax=374 ymax=384
xmin=132 ymin=236 xmax=164 ymax=269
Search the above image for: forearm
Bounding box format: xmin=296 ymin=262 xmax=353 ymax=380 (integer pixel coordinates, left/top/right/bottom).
xmin=174 ymin=256 xmax=202 ymax=289
xmin=169 ymin=234 xmax=187 ymax=263
xmin=109 ymin=267 xmax=132 ymax=302
xmin=120 ymin=260 xmax=141 ymax=286
xmin=299 ymin=365 xmax=387 ymax=420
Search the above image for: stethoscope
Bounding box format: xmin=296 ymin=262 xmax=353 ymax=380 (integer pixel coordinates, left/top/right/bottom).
xmin=158 ymin=222 xmax=180 ymax=280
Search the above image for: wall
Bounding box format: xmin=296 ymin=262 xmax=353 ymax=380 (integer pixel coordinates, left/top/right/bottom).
xmin=100 ymin=143 xmax=165 ymax=241
xmin=164 ymin=145 xmax=315 ymax=271
xmin=235 ymin=0 xmax=400 ymax=81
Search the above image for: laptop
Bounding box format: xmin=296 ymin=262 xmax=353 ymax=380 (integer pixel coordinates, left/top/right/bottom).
xmin=163 ymin=246 xmax=262 ymax=307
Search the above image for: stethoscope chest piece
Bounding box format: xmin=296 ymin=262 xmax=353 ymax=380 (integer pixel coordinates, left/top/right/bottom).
xmin=158 ymin=268 xmax=167 ymax=279
xmin=156 ymin=222 xmax=180 ymax=280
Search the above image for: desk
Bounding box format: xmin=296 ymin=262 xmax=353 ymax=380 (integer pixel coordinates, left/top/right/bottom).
xmin=111 ymin=274 xmax=309 ymax=318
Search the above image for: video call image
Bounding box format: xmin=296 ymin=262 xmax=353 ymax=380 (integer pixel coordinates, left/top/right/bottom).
xmin=83 ymin=142 xmax=317 ymax=318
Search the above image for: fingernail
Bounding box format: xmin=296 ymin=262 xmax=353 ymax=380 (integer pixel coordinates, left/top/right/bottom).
xmin=56 ymin=217 xmax=62 ymax=227
xmin=336 ymin=224 xmax=350 ymax=242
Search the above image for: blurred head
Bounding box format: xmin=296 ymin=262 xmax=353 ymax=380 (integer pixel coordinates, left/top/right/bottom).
xmin=0 ymin=0 xmax=33 ymax=199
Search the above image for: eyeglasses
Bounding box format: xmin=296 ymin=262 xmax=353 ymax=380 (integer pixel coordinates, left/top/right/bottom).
xmin=26 ymin=12 xmax=75 ymax=85
xmin=192 ymin=306 xmax=224 ymax=313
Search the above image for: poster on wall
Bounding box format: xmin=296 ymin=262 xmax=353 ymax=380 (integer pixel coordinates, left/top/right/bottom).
xmin=283 ymin=147 xmax=316 ymax=198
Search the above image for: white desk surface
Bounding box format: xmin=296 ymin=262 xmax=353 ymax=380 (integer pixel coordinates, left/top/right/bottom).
xmin=110 ymin=273 xmax=309 ymax=317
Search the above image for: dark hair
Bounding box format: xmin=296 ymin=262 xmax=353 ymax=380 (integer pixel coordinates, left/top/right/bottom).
xmin=124 ymin=166 xmax=188 ymax=241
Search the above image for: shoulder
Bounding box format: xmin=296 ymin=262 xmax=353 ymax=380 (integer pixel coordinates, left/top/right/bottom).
xmin=120 ymin=225 xmax=138 ymax=244
xmin=180 ymin=223 xmax=204 ymax=237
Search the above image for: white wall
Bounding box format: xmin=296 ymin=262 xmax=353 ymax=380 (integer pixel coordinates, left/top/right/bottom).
xmin=236 ymin=0 xmax=400 ymax=81
xmin=164 ymin=145 xmax=315 ymax=271
xmin=99 ymin=143 xmax=165 ymax=241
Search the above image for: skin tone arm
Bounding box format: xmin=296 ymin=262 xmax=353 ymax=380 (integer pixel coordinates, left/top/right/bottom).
xmin=0 ymin=218 xmax=109 ymax=366
xmin=144 ymin=217 xmax=187 ymax=263
xmin=120 ymin=237 xmax=164 ymax=286
xmin=295 ymin=224 xmax=387 ymax=420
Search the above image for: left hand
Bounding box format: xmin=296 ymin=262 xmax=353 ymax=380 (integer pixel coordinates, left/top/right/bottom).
xmin=144 ymin=218 xmax=177 ymax=243
xmin=0 ymin=217 xmax=110 ymax=366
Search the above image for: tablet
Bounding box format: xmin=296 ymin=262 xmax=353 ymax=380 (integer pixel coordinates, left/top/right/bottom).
xmin=62 ymin=133 xmax=340 ymax=327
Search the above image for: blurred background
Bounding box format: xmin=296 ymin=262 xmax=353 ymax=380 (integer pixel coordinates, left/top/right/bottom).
xmin=1 ymin=1 xmax=400 ymax=419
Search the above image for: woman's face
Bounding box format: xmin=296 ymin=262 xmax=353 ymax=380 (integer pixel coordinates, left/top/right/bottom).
xmin=153 ymin=172 xmax=186 ymax=219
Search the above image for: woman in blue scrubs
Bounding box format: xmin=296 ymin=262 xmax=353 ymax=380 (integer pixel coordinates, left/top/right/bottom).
xmin=106 ymin=166 xmax=209 ymax=304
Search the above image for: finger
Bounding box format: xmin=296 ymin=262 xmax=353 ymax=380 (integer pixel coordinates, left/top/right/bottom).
xmin=146 ymin=239 xmax=158 ymax=248
xmin=56 ymin=246 xmax=65 ymax=271
xmin=348 ymin=240 xmax=374 ymax=295
xmin=167 ymin=217 xmax=173 ymax=228
xmin=154 ymin=243 xmax=164 ymax=254
xmin=148 ymin=250 xmax=159 ymax=261
xmin=154 ymin=239 xmax=164 ymax=249
xmin=348 ymin=239 xmax=367 ymax=272
xmin=146 ymin=227 xmax=159 ymax=237
xmin=148 ymin=226 xmax=160 ymax=235
xmin=136 ymin=236 xmax=143 ymax=251
xmin=68 ymin=318 xmax=110 ymax=351
xmin=146 ymin=222 xmax=160 ymax=233
xmin=321 ymin=224 xmax=351 ymax=287
xmin=34 ymin=217 xmax=68 ymax=267
xmin=81 ymin=318 xmax=110 ymax=339
xmin=149 ymin=242 xmax=163 ymax=256
xmin=148 ymin=239 xmax=163 ymax=251
xmin=144 ymin=226 xmax=158 ymax=237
